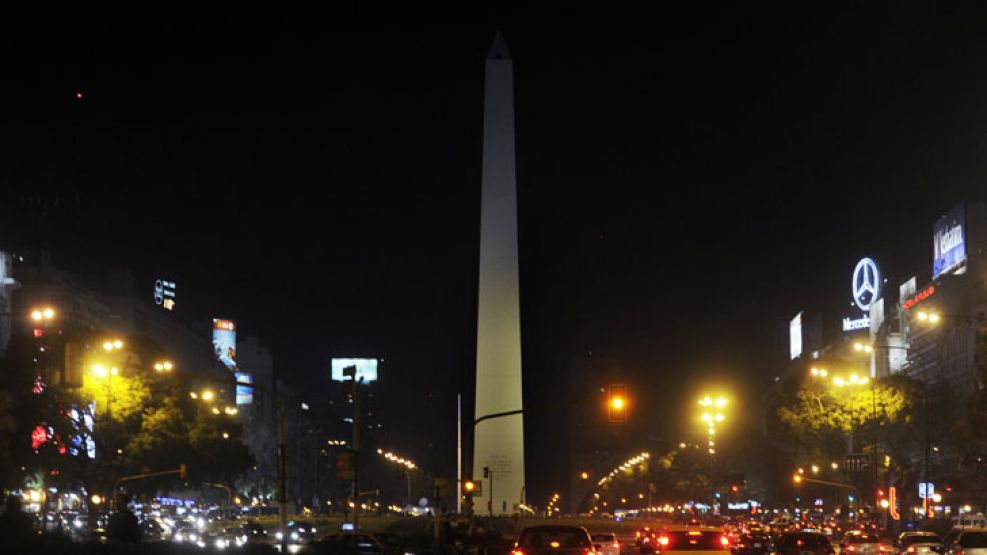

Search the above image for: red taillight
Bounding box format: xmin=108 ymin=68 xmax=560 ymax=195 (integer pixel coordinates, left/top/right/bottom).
xmin=907 ymin=548 xmax=916 ymax=554
xmin=637 ymin=532 xmax=642 ymax=538
xmin=848 ymin=547 xmax=856 ymax=553
xmin=513 ymin=550 xmax=525 ymax=555
xmin=721 ymin=537 xmax=731 ymax=547
xmin=659 ymin=537 xmax=670 ymax=547
xmin=613 ymin=543 xmax=620 ymax=549
xmin=955 ymin=550 xmax=964 ymax=555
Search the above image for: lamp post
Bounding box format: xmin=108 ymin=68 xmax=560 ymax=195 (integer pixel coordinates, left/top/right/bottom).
xmin=698 ymin=395 xmax=727 ymax=513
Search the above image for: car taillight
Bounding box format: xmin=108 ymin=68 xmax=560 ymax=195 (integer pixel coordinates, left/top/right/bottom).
xmin=848 ymin=547 xmax=856 ymax=552
xmin=955 ymin=550 xmax=964 ymax=555
xmin=721 ymin=537 xmax=731 ymax=548
xmin=659 ymin=537 xmax=670 ymax=547
xmin=613 ymin=543 xmax=621 ymax=549
xmin=637 ymin=532 xmax=642 ymax=538
xmin=513 ymin=550 xmax=525 ymax=555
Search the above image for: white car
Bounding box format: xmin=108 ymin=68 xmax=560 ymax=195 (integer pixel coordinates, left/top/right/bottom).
xmin=593 ymin=533 xmax=621 ymax=555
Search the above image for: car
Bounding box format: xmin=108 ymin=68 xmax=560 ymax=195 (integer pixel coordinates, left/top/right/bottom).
xmin=896 ymin=532 xmax=941 ymax=555
xmin=734 ymin=532 xmax=773 ymax=555
xmin=774 ymin=532 xmax=835 ymax=555
xmin=652 ymin=527 xmax=732 ymax=555
xmin=172 ymin=525 xmax=201 ymax=544
xmin=239 ymin=521 xmax=268 ymax=542
xmin=140 ymin=518 xmax=168 ymax=542
xmin=593 ymin=533 xmax=622 ymax=555
xmin=841 ymin=532 xmax=883 ymax=555
xmin=513 ymin=526 xmax=596 ymax=555
xmin=319 ymin=533 xmax=388 ymax=555
xmin=276 ymin=520 xmax=319 ymax=546
xmin=945 ymin=531 xmax=987 ymax=555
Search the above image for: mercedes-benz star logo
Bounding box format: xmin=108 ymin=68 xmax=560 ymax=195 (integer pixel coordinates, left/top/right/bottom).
xmin=852 ymin=257 xmax=880 ymax=311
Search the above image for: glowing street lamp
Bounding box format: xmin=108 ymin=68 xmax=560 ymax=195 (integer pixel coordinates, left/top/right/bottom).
xmin=153 ymin=360 xmax=174 ymax=373
xmin=30 ymin=307 xmax=56 ymax=322
xmin=102 ymin=339 xmax=125 ymax=351
xmin=853 ymin=343 xmax=874 ymax=354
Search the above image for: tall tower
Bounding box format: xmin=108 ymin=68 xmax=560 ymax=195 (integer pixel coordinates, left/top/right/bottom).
xmin=473 ymin=33 xmax=525 ymax=516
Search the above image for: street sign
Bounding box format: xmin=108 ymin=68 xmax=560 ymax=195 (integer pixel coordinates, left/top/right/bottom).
xmin=919 ymin=482 xmax=935 ymax=499
xmin=844 ymin=454 xmax=870 ymax=473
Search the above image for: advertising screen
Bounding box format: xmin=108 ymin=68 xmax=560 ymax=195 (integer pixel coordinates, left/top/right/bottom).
xmin=212 ymin=319 xmax=237 ymax=369
xmin=933 ymin=203 xmax=966 ymax=278
xmin=789 ymin=312 xmax=803 ymax=360
xmin=331 ymin=358 xmax=379 ymax=382
xmin=235 ymin=372 xmax=253 ymax=405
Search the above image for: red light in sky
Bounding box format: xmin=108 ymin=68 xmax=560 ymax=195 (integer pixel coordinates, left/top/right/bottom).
xmin=33 ymin=328 xmax=43 ymax=338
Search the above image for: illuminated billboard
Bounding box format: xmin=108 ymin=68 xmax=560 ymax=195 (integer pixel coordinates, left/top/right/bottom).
xmin=933 ymin=203 xmax=966 ymax=278
xmin=331 ymin=358 xmax=379 ymax=382
xmin=212 ymin=319 xmax=237 ymax=369
xmin=789 ymin=312 xmax=803 ymax=360
xmin=235 ymin=372 xmax=253 ymax=405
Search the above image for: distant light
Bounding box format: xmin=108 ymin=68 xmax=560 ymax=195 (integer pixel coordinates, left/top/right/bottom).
xmin=75 ymin=91 xmax=84 ymax=100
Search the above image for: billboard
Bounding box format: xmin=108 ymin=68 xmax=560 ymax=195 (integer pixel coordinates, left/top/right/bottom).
xmin=789 ymin=312 xmax=803 ymax=360
xmin=235 ymin=372 xmax=253 ymax=405
xmin=212 ymin=319 xmax=237 ymax=369
xmin=331 ymin=358 xmax=379 ymax=382
xmin=933 ymin=203 xmax=966 ymax=278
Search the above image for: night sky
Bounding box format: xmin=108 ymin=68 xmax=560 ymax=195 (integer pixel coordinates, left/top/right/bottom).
xmin=3 ymin=3 xmax=987 ymax=502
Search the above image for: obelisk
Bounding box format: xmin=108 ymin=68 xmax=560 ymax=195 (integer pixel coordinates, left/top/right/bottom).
xmin=473 ymin=32 xmax=525 ymax=516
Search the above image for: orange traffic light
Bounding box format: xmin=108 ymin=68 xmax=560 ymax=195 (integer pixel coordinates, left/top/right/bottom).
xmin=608 ymin=385 xmax=628 ymax=422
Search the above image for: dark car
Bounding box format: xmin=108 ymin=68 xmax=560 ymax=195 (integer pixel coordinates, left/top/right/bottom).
xmin=320 ymin=533 xmax=388 ymax=555
xmin=774 ymin=532 xmax=835 ymax=555
xmin=734 ymin=533 xmax=772 ymax=555
xmin=515 ymin=526 xmax=595 ymax=555
xmin=946 ymin=531 xmax=987 ymax=555
xmin=276 ymin=520 xmax=319 ymax=545
xmin=896 ymin=532 xmax=941 ymax=555
xmin=239 ymin=521 xmax=268 ymax=542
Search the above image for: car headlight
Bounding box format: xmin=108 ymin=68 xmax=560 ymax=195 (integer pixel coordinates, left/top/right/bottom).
xmin=175 ymin=533 xmax=185 ymax=542
xmin=276 ymin=532 xmax=283 ymax=540
xmin=312 ymin=527 xmax=317 ymax=533
xmin=291 ymin=531 xmax=300 ymax=540
xmin=215 ymin=538 xmax=227 ymax=549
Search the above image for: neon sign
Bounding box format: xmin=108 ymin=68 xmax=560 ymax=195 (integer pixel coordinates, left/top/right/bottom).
xmin=903 ymin=285 xmax=935 ymax=310
xmin=852 ymin=258 xmax=880 ymax=311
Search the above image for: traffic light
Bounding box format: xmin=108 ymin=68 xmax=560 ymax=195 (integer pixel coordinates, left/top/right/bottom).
xmin=608 ymin=385 xmax=628 ymax=422
xmin=335 ymin=451 xmax=354 ymax=480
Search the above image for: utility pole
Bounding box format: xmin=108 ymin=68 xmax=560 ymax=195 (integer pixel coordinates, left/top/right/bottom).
xmin=462 ymin=393 xmax=463 ymax=514
xmin=344 ymin=366 xmax=362 ymax=542
xmin=485 ymin=466 xmax=493 ymax=516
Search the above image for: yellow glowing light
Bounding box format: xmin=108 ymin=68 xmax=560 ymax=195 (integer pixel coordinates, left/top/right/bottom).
xmin=580 ymin=472 xmax=589 ymax=480
xmin=222 ymin=432 xmax=230 ymax=439
xmin=880 ymin=499 xmax=890 ymax=509
xmin=831 ymin=462 xmax=839 ymax=470
xmin=90 ymin=494 xmax=103 ymax=505
xmin=211 ymin=407 xmax=220 ymax=415
xmin=833 ymin=377 xmax=846 ymax=387
xmin=92 ymin=364 xmax=108 ymax=377
xmin=715 ymin=413 xmax=725 ymax=422
xmin=31 ymin=310 xmax=43 ymax=321
xmin=715 ymin=397 xmax=727 ymax=408
xmin=811 ymin=465 xmax=820 ymax=474
xmin=933 ymin=493 xmax=942 ymax=503
xmin=190 ymin=391 xmax=198 ymax=399
xmin=702 ymin=413 xmax=712 ymax=423
xmin=201 ymin=390 xmax=215 ymax=401
xmin=611 ymin=396 xmax=625 ymax=410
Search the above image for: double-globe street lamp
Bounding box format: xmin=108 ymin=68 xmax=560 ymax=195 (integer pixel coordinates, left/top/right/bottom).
xmin=698 ymin=394 xmax=727 ymax=511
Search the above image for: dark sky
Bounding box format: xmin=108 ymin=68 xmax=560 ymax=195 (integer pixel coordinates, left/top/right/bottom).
xmin=4 ymin=2 xmax=987 ymax=503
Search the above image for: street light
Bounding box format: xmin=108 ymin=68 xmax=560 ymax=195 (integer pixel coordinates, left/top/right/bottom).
xmin=102 ymin=339 xmax=125 ymax=351
xmin=853 ymin=343 xmax=874 ymax=354
xmin=31 ymin=307 xmax=56 ymax=322
xmin=153 ymin=360 xmax=174 ymax=373
xmin=810 ymin=367 xmax=829 ymax=378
